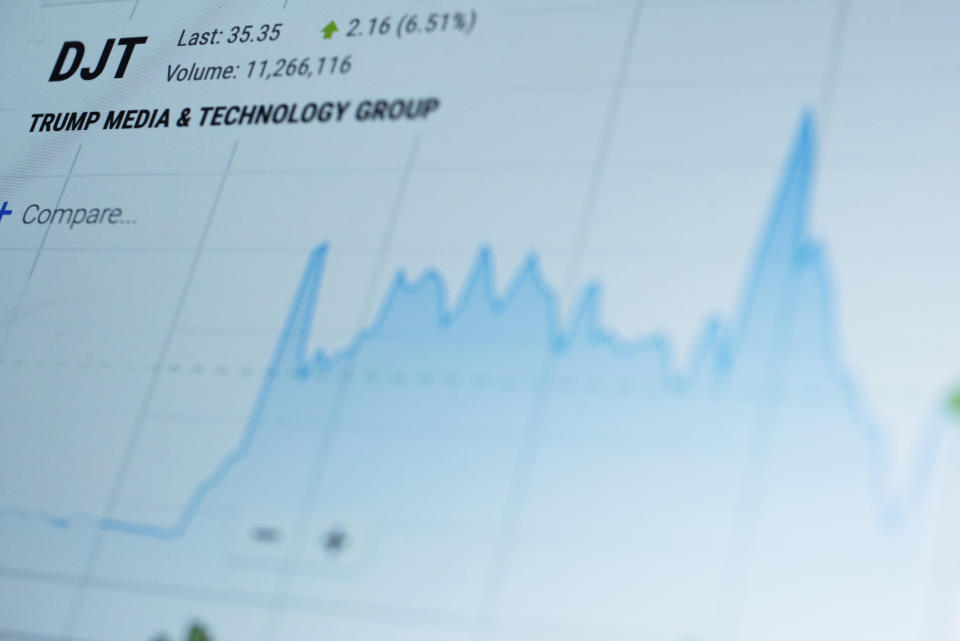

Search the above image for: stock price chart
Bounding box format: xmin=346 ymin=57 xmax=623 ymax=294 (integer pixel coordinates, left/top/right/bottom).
xmin=0 ymin=1 xmax=959 ymax=640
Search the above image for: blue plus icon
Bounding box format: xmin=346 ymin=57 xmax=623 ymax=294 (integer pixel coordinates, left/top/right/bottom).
xmin=0 ymin=201 xmax=11 ymax=222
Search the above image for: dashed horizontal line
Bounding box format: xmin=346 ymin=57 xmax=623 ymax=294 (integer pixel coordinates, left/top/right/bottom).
xmin=0 ymin=359 xmax=652 ymax=395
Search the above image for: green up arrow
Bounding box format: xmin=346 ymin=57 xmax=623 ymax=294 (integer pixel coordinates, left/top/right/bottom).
xmin=322 ymin=20 xmax=339 ymax=39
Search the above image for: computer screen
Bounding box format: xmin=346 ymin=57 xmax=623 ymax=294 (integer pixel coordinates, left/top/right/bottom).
xmin=1 ymin=1 xmax=959 ymax=640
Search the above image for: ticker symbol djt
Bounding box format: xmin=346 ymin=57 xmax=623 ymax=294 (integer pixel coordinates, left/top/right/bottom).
xmin=49 ymin=37 xmax=148 ymax=82
xmin=0 ymin=202 xmax=12 ymax=223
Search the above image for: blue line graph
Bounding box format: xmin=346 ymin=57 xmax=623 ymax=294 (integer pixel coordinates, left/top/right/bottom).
xmin=32 ymin=113 xmax=925 ymax=534
xmin=2 ymin=114 xmax=958 ymax=636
